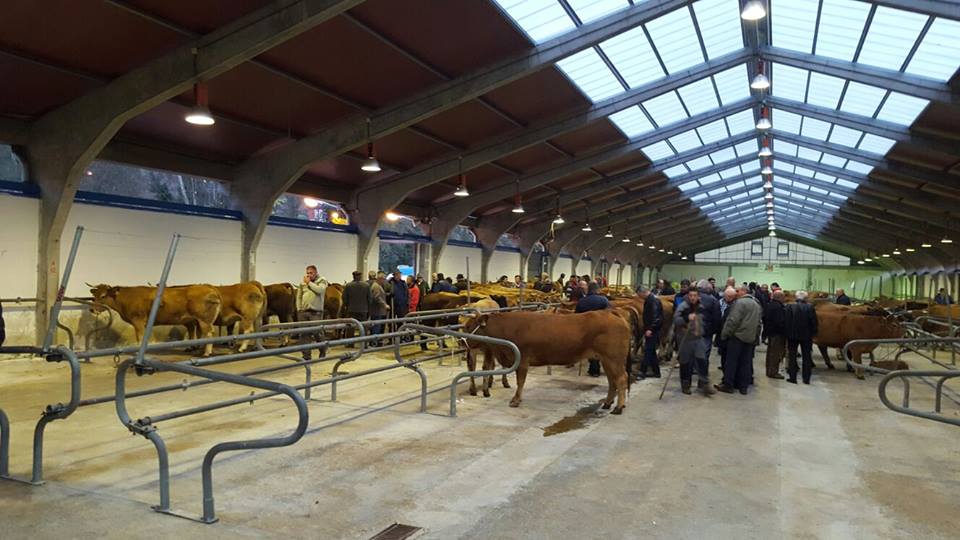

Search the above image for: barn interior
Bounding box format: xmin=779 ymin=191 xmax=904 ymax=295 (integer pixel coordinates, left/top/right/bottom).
xmin=1 ymin=1 xmax=960 ymax=538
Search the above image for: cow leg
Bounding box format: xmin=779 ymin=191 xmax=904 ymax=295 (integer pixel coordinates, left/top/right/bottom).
xmin=817 ymin=344 xmax=834 ymax=369
xmin=482 ymin=353 xmax=495 ymax=398
xmin=600 ymin=367 xmax=616 ymax=410
xmin=236 ymin=319 xmax=253 ymax=353
xmin=852 ymin=351 xmax=865 ymax=380
xmin=509 ymin=364 xmax=528 ymax=407
xmin=612 ymin=365 xmax=628 ymax=415
xmin=501 ymin=374 xmax=510 ymax=388
xmin=197 ymin=321 xmax=215 ymax=356
xmin=466 ymin=348 xmax=478 ymax=396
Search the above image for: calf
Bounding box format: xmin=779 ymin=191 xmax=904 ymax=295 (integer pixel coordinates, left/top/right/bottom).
xmin=263 ymin=282 xmax=297 ymax=345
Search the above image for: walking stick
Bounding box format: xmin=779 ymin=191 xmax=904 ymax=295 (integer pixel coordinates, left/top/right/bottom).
xmin=658 ymin=364 xmax=674 ymax=400
xmin=660 ymin=308 xmax=699 ymax=400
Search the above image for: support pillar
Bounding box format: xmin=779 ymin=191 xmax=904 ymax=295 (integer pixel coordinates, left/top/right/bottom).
xmin=352 ymin=207 xmax=382 ymax=276
xmin=475 ymin=225 xmax=502 ymax=284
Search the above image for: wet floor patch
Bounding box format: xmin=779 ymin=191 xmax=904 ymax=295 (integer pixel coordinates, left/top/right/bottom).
xmin=542 ymin=403 xmax=603 ymax=437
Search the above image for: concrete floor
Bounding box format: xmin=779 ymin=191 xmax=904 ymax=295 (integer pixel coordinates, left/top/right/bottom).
xmin=1 ymin=341 xmax=958 ymax=539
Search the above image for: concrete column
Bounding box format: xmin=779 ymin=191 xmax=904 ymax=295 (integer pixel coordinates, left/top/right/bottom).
xmin=352 ymin=207 xmax=382 ymax=276
xmin=474 ymin=225 xmax=502 ymax=284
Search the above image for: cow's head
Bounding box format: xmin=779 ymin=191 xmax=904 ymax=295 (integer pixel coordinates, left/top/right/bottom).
xmin=87 ymin=283 xmax=120 ymax=313
xmin=462 ymin=313 xmax=489 ymax=335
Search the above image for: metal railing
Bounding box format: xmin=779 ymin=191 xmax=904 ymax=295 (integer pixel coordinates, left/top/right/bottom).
xmin=879 ymin=370 xmax=960 ymax=427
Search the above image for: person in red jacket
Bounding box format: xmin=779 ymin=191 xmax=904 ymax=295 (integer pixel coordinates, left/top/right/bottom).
xmin=407 ymin=275 xmax=420 ymax=313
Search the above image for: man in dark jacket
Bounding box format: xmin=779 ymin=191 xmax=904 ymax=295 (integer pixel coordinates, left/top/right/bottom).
xmin=835 ymin=288 xmax=851 ymax=306
xmin=674 ymin=287 xmax=717 ymax=395
xmin=763 ymin=290 xmax=787 ymax=379
xmin=0 ymin=299 xmax=5 ymax=346
xmin=343 ymin=271 xmax=372 ymax=347
xmin=432 ymin=273 xmax=456 ymax=293
xmin=638 ymin=287 xmax=663 ymax=379
xmin=716 ymin=286 xmax=762 ymax=395
xmin=784 ymin=290 xmax=818 ymax=384
xmin=454 ymin=274 xmax=469 ymax=292
xmin=935 ymin=288 xmax=954 ymax=305
xmin=576 ymin=282 xmax=610 ymax=377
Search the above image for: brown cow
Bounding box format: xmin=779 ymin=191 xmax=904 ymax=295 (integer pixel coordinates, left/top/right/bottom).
xmin=88 ymin=283 xmax=221 ymax=356
xmin=813 ymin=305 xmax=904 ymax=378
xmin=463 ymin=310 xmax=631 ymax=413
xmin=214 ymin=281 xmax=266 ymax=352
xmin=262 ymin=283 xmax=298 ymax=332
xmin=324 ymin=283 xmax=344 ymax=320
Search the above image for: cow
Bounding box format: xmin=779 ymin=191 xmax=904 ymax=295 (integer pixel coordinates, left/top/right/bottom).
xmin=418 ymin=292 xmax=483 ymax=349
xmin=324 ymin=283 xmax=344 ymax=320
xmin=609 ymin=295 xmax=675 ymax=363
xmin=213 ymin=281 xmax=266 ymax=352
xmin=813 ymin=305 xmax=904 ymax=378
xmin=463 ymin=310 xmax=632 ymax=414
xmin=88 ymin=283 xmax=221 ymax=356
xmin=459 ymin=297 xmax=512 ymax=397
xmin=262 ymin=283 xmax=298 ymax=345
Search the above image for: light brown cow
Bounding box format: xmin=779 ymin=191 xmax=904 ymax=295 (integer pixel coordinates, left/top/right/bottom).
xmin=214 ymin=281 xmax=266 ymax=352
xmin=463 ymin=310 xmax=632 ymax=414
xmin=88 ymin=283 xmax=221 ymax=356
xmin=813 ymin=305 xmax=904 ymax=378
xmin=324 ymin=283 xmax=344 ymax=320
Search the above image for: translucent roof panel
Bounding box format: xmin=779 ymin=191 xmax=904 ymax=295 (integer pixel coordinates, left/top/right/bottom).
xmin=734 ymin=140 xmax=758 ymax=157
xmin=608 ymin=106 xmax=655 ymax=138
xmin=839 ymin=82 xmax=886 ymax=118
xmin=642 ymin=91 xmax=687 ymax=126
xmin=800 ymin=117 xmax=831 ymax=140
xmin=668 ymin=130 xmax=703 ymax=153
xmin=712 ymin=64 xmax=750 ymax=104
xmin=667 ymin=165 xmax=692 ymax=179
xmin=641 ymin=141 xmax=675 ymax=161
xmin=556 ymin=48 xmax=624 ymax=102
xmin=645 ymin=7 xmax=704 ymax=74
xmin=906 ymin=18 xmax=960 ymax=81
xmin=677 ymin=77 xmax=720 ymax=116
xmin=771 ymin=0 xmax=819 ymax=53
xmin=679 ymin=179 xmax=700 ymax=191
xmin=696 ymin=119 xmax=729 ymax=144
xmin=814 ymin=0 xmax=871 ymax=61
xmin=724 ymin=109 xmax=756 ymax=134
xmin=772 ymin=109 xmax=802 ymax=134
xmin=599 ymin=26 xmax=666 ymax=88
xmin=844 ymin=161 xmax=873 ymax=175
xmin=876 ymin=93 xmax=930 ymax=126
xmin=856 ymin=6 xmax=928 ymax=71
xmin=828 ymin=125 xmax=864 ymax=148
xmin=688 ymin=155 xmax=715 ymax=170
xmin=771 ymin=64 xmax=808 ymax=102
xmin=692 ymin=0 xmax=744 ymax=59
xmin=858 ymin=134 xmax=896 ymax=155
xmin=709 ymin=147 xmax=736 ymax=164
xmin=806 ymin=72 xmax=846 ymax=109
xmin=566 ymin=0 xmax=630 ymax=24
xmin=492 ymin=0 xmax=575 ymax=43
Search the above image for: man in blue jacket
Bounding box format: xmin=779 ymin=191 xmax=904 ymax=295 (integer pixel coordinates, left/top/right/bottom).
xmin=576 ymin=282 xmax=610 ymax=377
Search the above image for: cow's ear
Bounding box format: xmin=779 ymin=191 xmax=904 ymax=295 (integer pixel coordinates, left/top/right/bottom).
xmin=478 ymin=314 xmax=489 ymax=328
xmin=108 ymin=286 xmax=120 ymax=297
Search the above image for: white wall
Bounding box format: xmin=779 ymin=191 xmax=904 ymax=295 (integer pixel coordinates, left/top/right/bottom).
xmin=488 ymin=250 xmax=520 ymax=282
xmin=0 ymin=194 xmax=39 ymax=298
xmin=575 ymin=259 xmax=590 ymax=277
xmin=258 ymin=225 xmax=359 ymax=285
xmin=438 ymin=244 xmax=482 ymax=278
xmin=622 ymin=264 xmax=633 ymax=288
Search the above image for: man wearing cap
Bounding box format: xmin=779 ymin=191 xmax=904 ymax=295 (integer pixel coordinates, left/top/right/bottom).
xmin=342 ymin=270 xmax=372 ymax=348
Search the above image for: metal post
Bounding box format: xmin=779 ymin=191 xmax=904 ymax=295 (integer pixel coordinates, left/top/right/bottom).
xmin=466 ymin=256 xmax=471 ymax=300
xmin=43 ymin=226 xmax=83 ymax=351
xmin=136 ymin=234 xmax=180 ymax=366
xmin=0 ymin=409 xmax=8 ymax=478
xmin=30 ymin=347 xmax=81 ymax=484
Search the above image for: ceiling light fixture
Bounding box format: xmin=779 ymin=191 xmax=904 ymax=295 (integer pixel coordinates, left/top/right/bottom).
xmin=892 ymin=248 xmax=902 ymax=255
xmin=552 ymin=196 xmax=564 ymax=224
xmin=921 ymin=241 xmax=933 ymax=248
xmin=762 ymin=179 xmax=773 ymax=189
xmin=864 ymin=256 xmax=873 ymax=262
xmin=741 ymin=0 xmax=766 ymax=20
xmin=942 ymin=236 xmax=953 ymax=244
xmin=882 ymin=253 xmax=891 ymax=258
xmin=766 ymin=201 xmax=774 ymax=208
xmin=761 ymin=162 xmax=773 ymax=175
xmin=361 ymin=118 xmax=381 ymax=172
xmin=751 ymin=60 xmax=770 ymax=90
xmin=648 ymin=244 xmax=656 ymax=249
xmin=582 ymin=222 xmax=592 ymax=232
xmin=185 ymin=82 xmax=215 ymax=126
xmin=511 ymin=179 xmax=524 ymax=213
xmin=764 ymin=192 xmax=774 ymax=200
xmin=769 ymin=230 xmax=776 ymax=237
xmin=385 ymin=211 xmax=400 ymax=222
xmin=453 ymin=156 xmax=469 ymax=197
xmin=303 ymin=197 xmax=320 ymax=209
xmin=857 ymin=259 xmax=865 ymax=265
xmin=905 ymin=247 xmax=916 ymax=252
xmin=758 ymin=136 xmax=773 ymax=157
xmin=756 ymin=107 xmax=772 ymax=130
xmin=604 ymin=227 xmax=614 ymax=238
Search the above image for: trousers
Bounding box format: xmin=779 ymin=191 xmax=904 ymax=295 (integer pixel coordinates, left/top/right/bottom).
xmin=765 ymin=334 xmax=786 ymax=376
xmin=297 ymin=310 xmax=324 ymax=360
xmin=787 ymin=338 xmax=814 ymax=383
xmin=640 ymin=330 xmax=661 ymax=376
xmin=723 ymin=338 xmax=755 ymax=390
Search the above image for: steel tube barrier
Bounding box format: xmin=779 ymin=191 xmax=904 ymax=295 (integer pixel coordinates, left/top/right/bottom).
xmin=842 ymin=337 xmax=960 ymax=375
xmin=0 ymin=346 xmax=81 ymax=485
xmin=398 ymin=324 xmax=522 ymax=417
xmin=878 ymin=370 xmax=960 ymax=427
xmin=114 ymin=357 xmax=309 ymax=523
xmin=43 ymin=226 xmax=84 ymax=351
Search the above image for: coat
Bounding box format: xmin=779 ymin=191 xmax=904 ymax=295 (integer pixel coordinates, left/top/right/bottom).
xmin=296 ymin=277 xmax=328 ymax=312
xmin=784 ymin=301 xmax=818 ymax=341
xmin=835 ymin=294 xmax=852 ymax=306
xmin=369 ymin=282 xmax=388 ymax=317
xmin=762 ymin=300 xmax=786 ymax=338
xmin=674 ymin=301 xmax=707 ymax=361
xmin=575 ymin=293 xmax=610 ymax=313
xmin=408 ymin=284 xmax=420 ymax=313
xmin=642 ymin=293 xmax=663 ymax=333
xmin=720 ymin=294 xmax=762 ymax=344
xmin=391 ymin=280 xmax=409 ymax=316
xmin=342 ymin=280 xmax=371 ymax=315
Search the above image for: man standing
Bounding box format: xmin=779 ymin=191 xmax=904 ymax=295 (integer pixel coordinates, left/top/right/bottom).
xmin=455 ymin=274 xmax=469 ymax=292
xmin=934 ymin=288 xmax=954 ymax=305
xmin=637 ymin=286 xmax=663 ymax=380
xmin=369 ymin=272 xmax=389 ymax=346
xmin=784 ymin=290 xmax=818 ymax=384
xmin=576 ymin=282 xmax=611 ymax=377
xmin=715 ymin=287 xmax=737 ymax=372
xmin=763 ymin=290 xmax=787 ymax=379
xmin=513 ymin=274 xmax=525 ymax=289
xmin=835 ymin=288 xmax=851 ymax=306
xmin=716 ymin=286 xmax=762 ymax=395
xmin=296 ymin=265 xmax=328 ymax=361
xmin=342 ymin=271 xmax=371 ymax=348
xmin=674 ymin=287 xmax=716 ymax=395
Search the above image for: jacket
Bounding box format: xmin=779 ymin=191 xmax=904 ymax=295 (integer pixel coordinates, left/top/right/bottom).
xmin=935 ymin=294 xmax=954 ymax=305
xmin=342 ymin=280 xmax=371 ymax=315
xmin=575 ymin=293 xmax=610 ymax=313
xmin=835 ymin=294 xmax=851 ymax=306
xmin=297 ymin=276 xmax=328 ymax=312
xmin=720 ymin=294 xmax=762 ymax=344
xmin=391 ymin=280 xmax=409 ymax=316
xmin=642 ymin=293 xmax=663 ymax=333
xmin=408 ymin=284 xmax=420 ymax=313
xmin=369 ymin=281 xmax=388 ymax=317
xmin=432 ymin=280 xmax=456 ymax=294
xmin=784 ymin=301 xmax=818 ymax=341
xmin=674 ymin=301 xmax=707 ymax=360
xmin=455 ymin=280 xmax=469 ymax=292
xmin=762 ymin=300 xmax=786 ymax=338
xmin=696 ymin=289 xmax=722 ymax=339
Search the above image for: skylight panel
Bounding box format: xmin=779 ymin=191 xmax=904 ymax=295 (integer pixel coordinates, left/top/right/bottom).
xmin=692 ymin=0 xmax=744 ymax=59
xmin=906 ymin=18 xmax=960 ymax=81
xmin=828 ymin=192 xmax=846 ymax=201
xmin=858 ymin=134 xmax=895 ymax=155
xmin=493 ymin=0 xmax=575 ymax=43
xmin=876 ymin=93 xmax=929 ymax=126
xmin=810 ymin=186 xmax=829 ymax=196
xmin=800 ymin=117 xmax=831 ymax=140
xmin=566 ymin=0 xmax=630 ymax=24
xmin=677 ymin=78 xmax=720 ymax=116
xmin=797 ymin=147 xmax=822 ymax=162
xmin=814 ymin=0 xmax=871 ymax=61
xmin=712 ymin=64 xmax=750 ymax=105
xmin=642 ymin=91 xmax=687 ymax=127
xmin=599 ymin=26 xmax=666 ymax=88
xmin=844 ymin=161 xmax=873 ymax=175
xmin=823 ymin=201 xmax=840 ymax=209
xmin=642 ymin=141 xmax=674 ymax=160
xmin=839 ymin=82 xmax=886 ymax=118
xmin=772 ymin=0 xmax=819 ymax=53
xmin=774 ymin=141 xmax=798 ymax=156
xmin=819 ymin=154 xmax=846 ymax=168
xmin=741 ymin=161 xmax=760 ymax=173
xmin=679 ymin=179 xmax=700 ymax=191
xmin=724 ymin=110 xmax=755 ymax=134
xmin=691 ymin=193 xmax=708 ymax=202
xmin=806 ymin=72 xmax=846 ymax=109
xmin=708 ymin=186 xmax=728 ymax=197
xmin=836 ymin=178 xmax=860 ymax=189
xmin=696 ymin=119 xmax=729 ymax=144
xmin=664 ymin=164 xmax=690 ymax=178
xmin=718 ymin=166 xmax=742 ymax=179
xmin=856 ymin=6 xmax=928 ymax=71
xmin=608 ymin=106 xmax=655 ymax=138
xmin=793 ymin=165 xmax=815 ymax=178
xmin=771 ymin=64 xmax=808 ymax=102
xmin=699 ymin=173 xmax=721 ymax=186
xmin=814 ymin=171 xmax=837 ymax=183
xmin=687 ymin=155 xmax=714 ymax=170
xmin=556 ymin=48 xmax=624 ymax=102
xmin=828 ymin=125 xmax=863 ymax=148
xmin=708 ymin=147 xmax=736 ymax=164
xmin=773 ymin=109 xmax=802 ymax=134
xmin=668 ymin=130 xmax=703 ymax=153
xmin=734 ymin=140 xmax=757 ymax=157
xmin=774 ymin=162 xmax=795 ymax=174
xmin=645 ymin=7 xmax=704 ymax=74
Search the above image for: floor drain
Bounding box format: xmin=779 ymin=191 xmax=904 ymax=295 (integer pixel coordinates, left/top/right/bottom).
xmin=368 ymin=523 xmax=422 ymax=540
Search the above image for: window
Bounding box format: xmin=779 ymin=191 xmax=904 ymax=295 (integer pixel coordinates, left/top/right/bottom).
xmin=777 ymin=241 xmax=790 ymax=257
xmin=271 ymin=194 xmax=349 ymax=225
xmin=497 ymin=233 xmax=520 ymax=248
xmin=449 ymin=225 xmax=477 ymax=243
xmin=82 ymin=160 xmax=231 ymax=209
xmin=751 ymin=240 xmax=763 ymax=256
xmin=0 ymin=145 xmax=24 ymax=182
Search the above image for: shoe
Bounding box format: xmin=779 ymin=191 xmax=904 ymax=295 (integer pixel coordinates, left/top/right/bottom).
xmin=681 ymin=381 xmax=692 ymax=395
xmin=699 ymin=381 xmax=716 ymax=395
xmin=787 ymin=378 xmax=797 ymax=384
xmin=714 ymin=383 xmax=735 ymax=394
xmin=768 ymin=374 xmax=785 ymax=380
xmin=649 ymin=372 xmax=662 ymax=379
xmin=589 ymin=372 xmax=601 ymax=378
xmin=635 ymin=374 xmax=646 ymax=382
xmin=802 ymin=380 xmax=810 ymax=385
xmin=739 ymin=388 xmax=748 ymax=395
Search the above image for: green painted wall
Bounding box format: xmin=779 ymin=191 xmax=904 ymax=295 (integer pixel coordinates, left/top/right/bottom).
xmin=659 ymin=262 xmax=894 ymax=298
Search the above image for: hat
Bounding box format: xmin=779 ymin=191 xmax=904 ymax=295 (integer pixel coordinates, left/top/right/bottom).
xmin=352 ymin=271 xmax=362 ymax=278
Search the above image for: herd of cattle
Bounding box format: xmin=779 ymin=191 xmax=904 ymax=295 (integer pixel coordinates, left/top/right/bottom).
xmin=84 ymin=279 xmax=953 ymax=416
